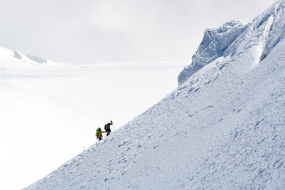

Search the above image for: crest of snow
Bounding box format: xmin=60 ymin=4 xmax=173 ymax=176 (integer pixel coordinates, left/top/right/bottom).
xmin=178 ymin=20 xmax=247 ymax=85
xmin=179 ymin=0 xmax=285 ymax=86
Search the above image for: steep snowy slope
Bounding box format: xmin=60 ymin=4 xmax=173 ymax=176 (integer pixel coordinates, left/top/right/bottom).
xmin=24 ymin=0 xmax=285 ymax=189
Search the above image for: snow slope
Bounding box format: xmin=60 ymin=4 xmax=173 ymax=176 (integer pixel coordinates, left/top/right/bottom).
xmin=24 ymin=0 xmax=285 ymax=189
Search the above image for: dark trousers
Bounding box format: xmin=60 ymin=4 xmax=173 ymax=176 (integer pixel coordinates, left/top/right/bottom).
xmin=106 ymin=130 xmax=111 ymax=136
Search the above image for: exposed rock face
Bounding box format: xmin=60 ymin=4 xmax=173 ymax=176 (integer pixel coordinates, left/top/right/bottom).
xmin=14 ymin=51 xmax=22 ymax=60
xmin=27 ymin=54 xmax=47 ymax=63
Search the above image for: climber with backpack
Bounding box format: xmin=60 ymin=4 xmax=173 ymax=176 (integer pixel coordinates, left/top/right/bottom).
xmin=96 ymin=127 xmax=105 ymax=141
xmin=104 ymin=120 xmax=113 ymax=136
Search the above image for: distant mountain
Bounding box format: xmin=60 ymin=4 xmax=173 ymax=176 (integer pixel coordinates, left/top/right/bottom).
xmin=24 ymin=0 xmax=285 ymax=189
xmin=0 ymin=46 xmax=71 ymax=69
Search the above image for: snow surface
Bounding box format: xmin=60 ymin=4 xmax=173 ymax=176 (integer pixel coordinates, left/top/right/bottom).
xmin=0 ymin=47 xmax=186 ymax=189
xmin=24 ymin=0 xmax=285 ymax=189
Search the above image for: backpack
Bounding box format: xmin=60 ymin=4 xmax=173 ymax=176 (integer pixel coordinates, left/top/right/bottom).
xmin=105 ymin=121 xmax=113 ymax=130
xmin=105 ymin=124 xmax=110 ymax=130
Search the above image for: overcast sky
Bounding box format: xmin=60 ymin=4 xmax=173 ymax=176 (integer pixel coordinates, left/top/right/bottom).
xmin=0 ymin=0 xmax=277 ymax=65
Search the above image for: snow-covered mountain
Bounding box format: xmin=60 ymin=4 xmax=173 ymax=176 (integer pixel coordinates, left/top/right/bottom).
xmin=23 ymin=0 xmax=285 ymax=189
xmin=0 ymin=47 xmax=70 ymax=69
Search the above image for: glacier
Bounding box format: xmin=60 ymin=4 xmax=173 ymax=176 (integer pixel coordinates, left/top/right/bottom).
xmin=24 ymin=0 xmax=285 ymax=189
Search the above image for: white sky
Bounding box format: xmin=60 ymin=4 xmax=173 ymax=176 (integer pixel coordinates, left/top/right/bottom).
xmin=0 ymin=0 xmax=277 ymax=65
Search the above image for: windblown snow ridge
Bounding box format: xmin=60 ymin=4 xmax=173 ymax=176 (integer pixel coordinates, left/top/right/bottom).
xmin=178 ymin=20 xmax=247 ymax=85
xmin=178 ymin=0 xmax=285 ymax=85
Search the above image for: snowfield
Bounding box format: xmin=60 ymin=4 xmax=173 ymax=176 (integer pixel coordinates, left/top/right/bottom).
xmin=22 ymin=0 xmax=285 ymax=189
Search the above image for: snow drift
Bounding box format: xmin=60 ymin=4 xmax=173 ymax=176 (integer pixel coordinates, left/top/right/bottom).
xmin=25 ymin=0 xmax=285 ymax=189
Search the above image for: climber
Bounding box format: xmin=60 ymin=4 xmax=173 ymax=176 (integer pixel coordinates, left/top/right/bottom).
xmin=96 ymin=127 xmax=105 ymax=140
xmin=104 ymin=120 xmax=113 ymax=136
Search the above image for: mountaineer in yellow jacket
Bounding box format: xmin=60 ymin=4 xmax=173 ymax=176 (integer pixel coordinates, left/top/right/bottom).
xmin=96 ymin=127 xmax=105 ymax=140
